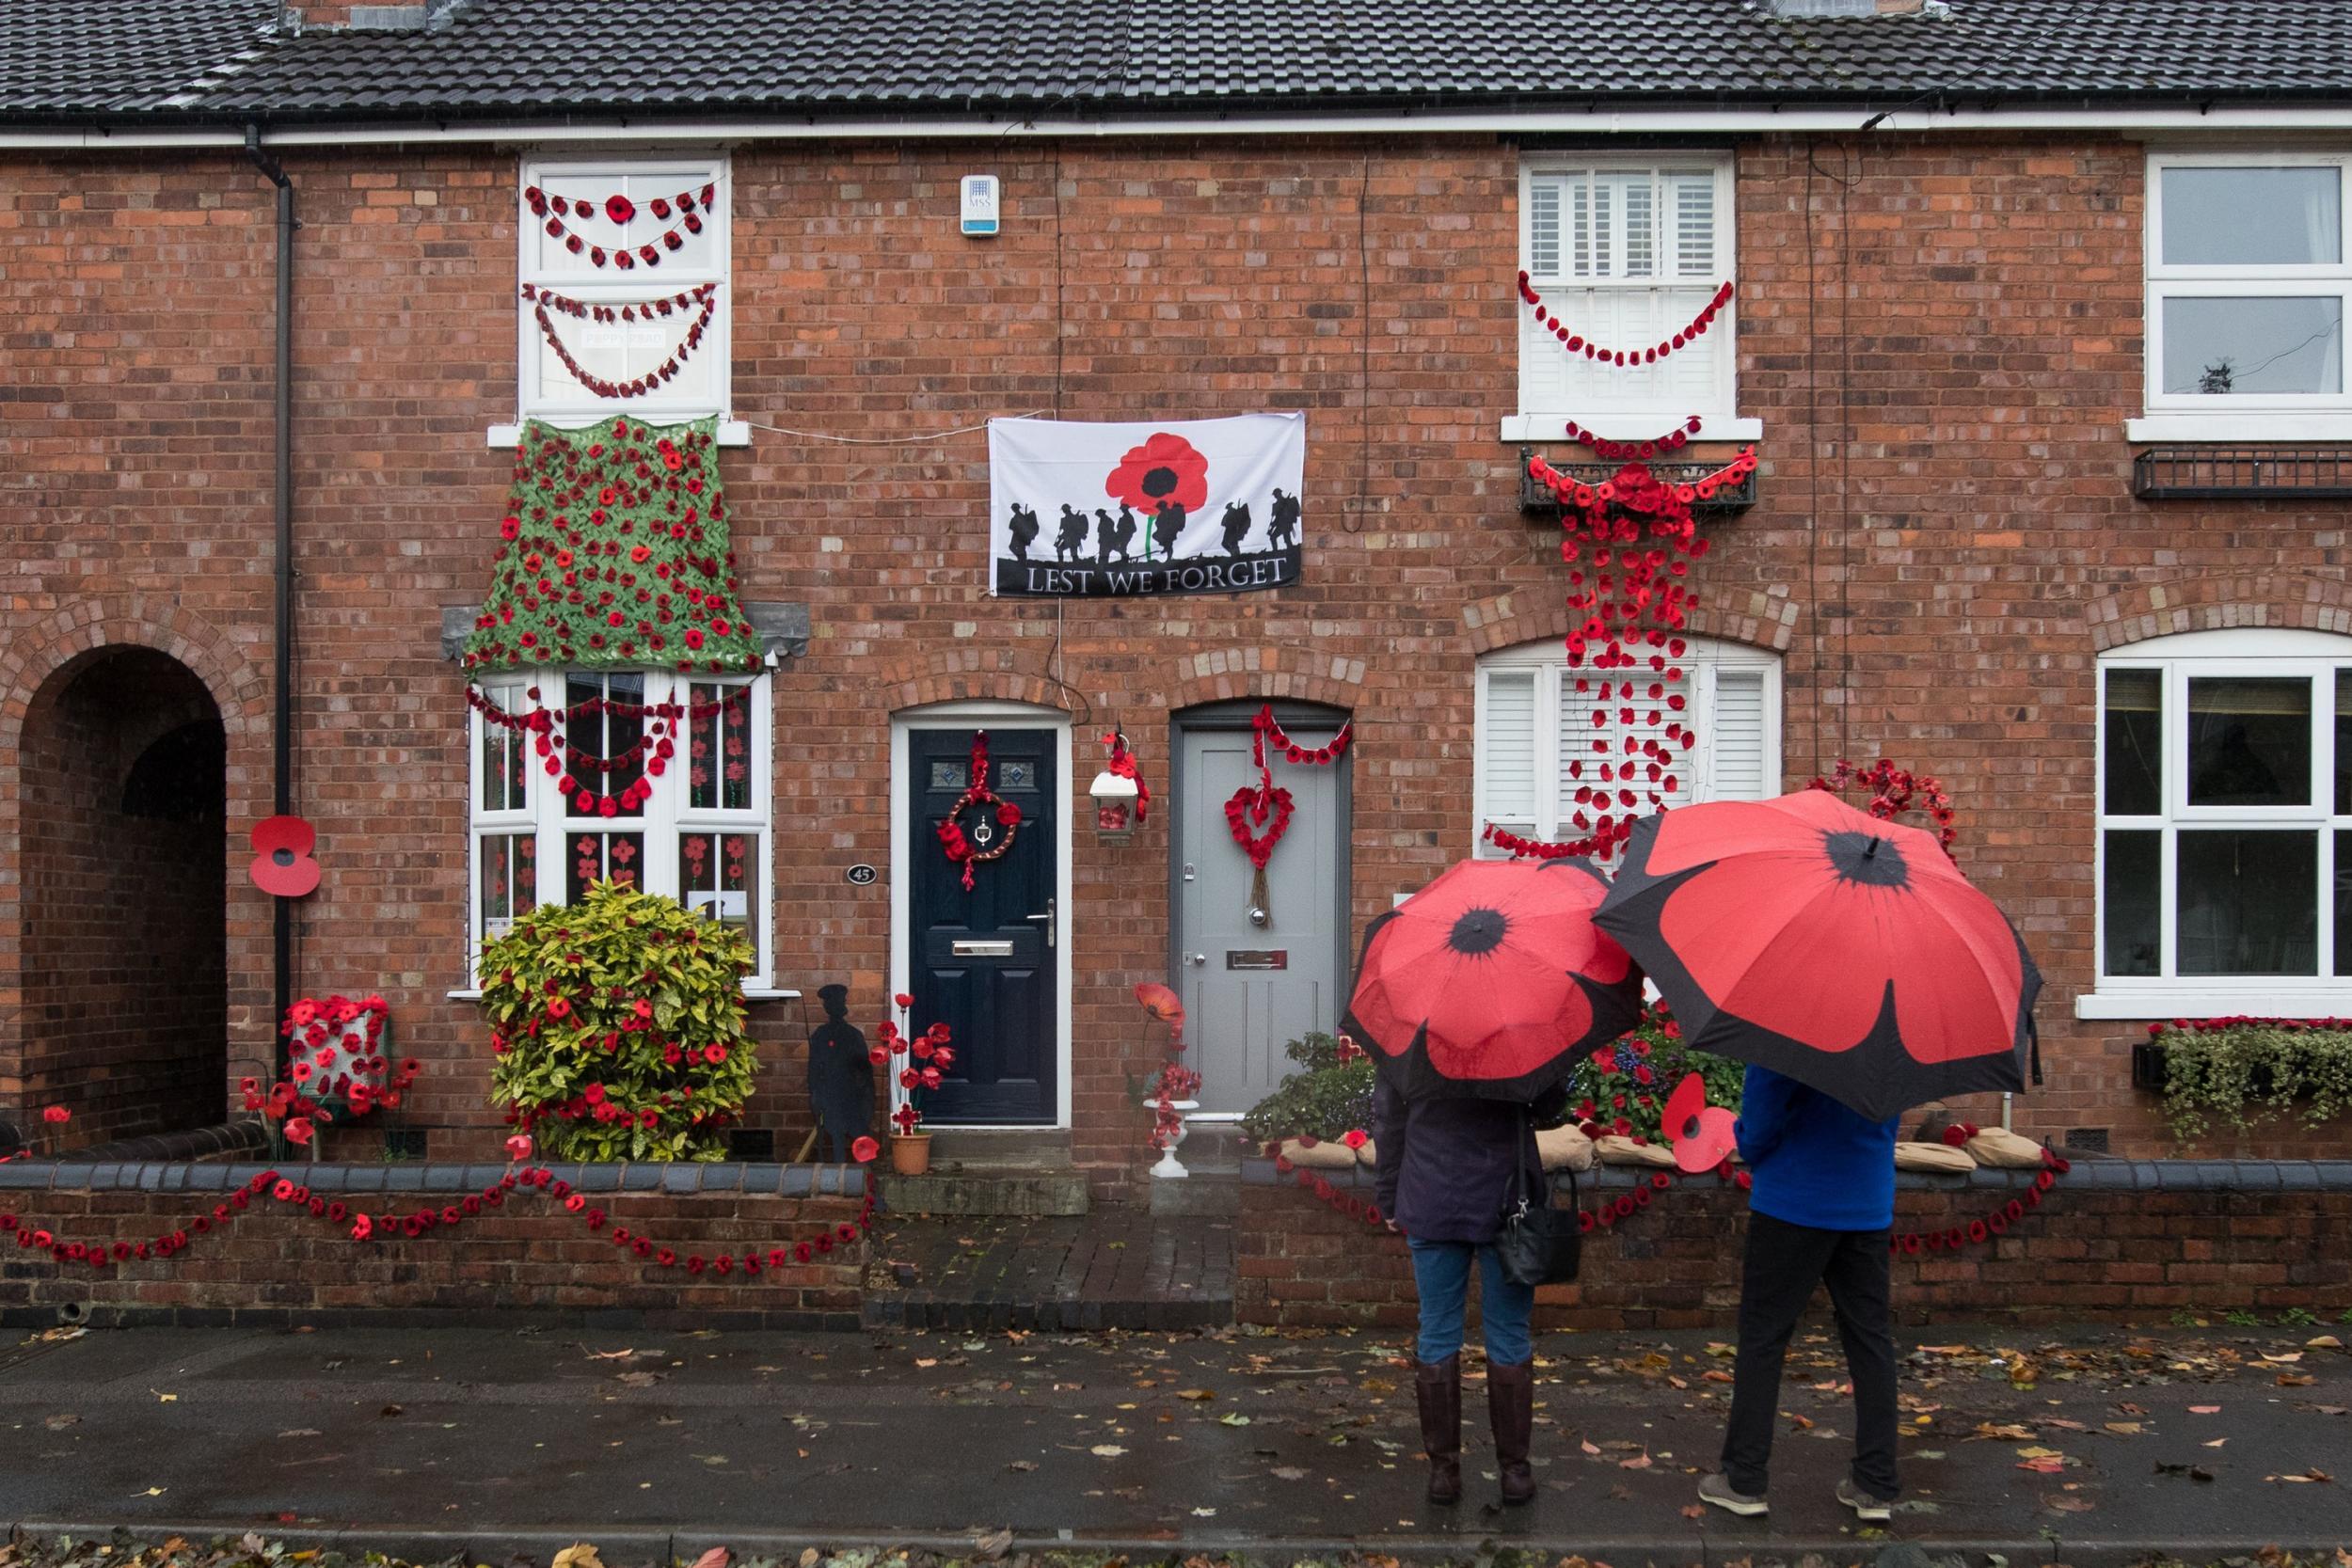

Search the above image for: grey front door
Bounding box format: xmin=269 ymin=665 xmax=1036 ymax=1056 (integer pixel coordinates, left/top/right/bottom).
xmin=1174 ymin=706 xmax=1352 ymax=1117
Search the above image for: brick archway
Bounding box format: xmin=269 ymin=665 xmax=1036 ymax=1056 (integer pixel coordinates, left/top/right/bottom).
xmin=1152 ymin=644 xmax=1369 ymax=714
xmin=2084 ymin=573 xmax=2352 ymax=652
xmin=872 ymin=646 xmax=1070 ymax=714
xmin=0 ymin=599 xmax=269 ymax=1150
xmin=1461 ymin=580 xmax=1800 ymax=657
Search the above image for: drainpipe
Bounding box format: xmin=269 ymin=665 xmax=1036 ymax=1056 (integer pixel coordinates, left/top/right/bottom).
xmin=244 ymin=126 xmax=296 ymax=1038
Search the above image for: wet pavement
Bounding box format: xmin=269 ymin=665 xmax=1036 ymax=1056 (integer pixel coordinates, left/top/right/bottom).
xmin=1 ymin=1321 xmax=2346 ymax=1563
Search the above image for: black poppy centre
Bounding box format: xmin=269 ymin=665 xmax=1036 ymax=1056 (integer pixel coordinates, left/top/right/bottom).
xmin=1448 ymin=907 xmax=1509 ymax=956
xmin=1141 ymin=466 xmax=1180 ymax=499
xmin=273 ymin=848 xmax=297 ymax=867
xmin=1823 ymin=829 xmax=1910 ymax=889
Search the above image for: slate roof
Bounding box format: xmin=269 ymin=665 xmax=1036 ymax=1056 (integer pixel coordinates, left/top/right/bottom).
xmin=8 ymin=0 xmax=2352 ymax=126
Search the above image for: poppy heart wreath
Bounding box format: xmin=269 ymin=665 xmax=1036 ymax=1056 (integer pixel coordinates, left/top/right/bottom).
xmin=1223 ymin=705 xmax=1351 ymax=920
xmin=938 ymin=729 xmax=1022 ymax=892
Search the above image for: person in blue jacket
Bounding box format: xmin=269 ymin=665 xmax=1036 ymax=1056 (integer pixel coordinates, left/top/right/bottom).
xmin=1698 ymin=1063 xmax=1902 ymax=1525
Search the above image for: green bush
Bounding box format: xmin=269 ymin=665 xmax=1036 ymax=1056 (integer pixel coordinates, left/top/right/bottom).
xmin=1240 ymin=1032 xmax=1377 ymax=1145
xmin=2151 ymin=1020 xmax=2352 ymax=1144
xmin=481 ymin=880 xmax=758 ymax=1162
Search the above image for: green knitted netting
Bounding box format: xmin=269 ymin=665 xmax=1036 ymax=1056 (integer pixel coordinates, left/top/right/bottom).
xmin=462 ymin=416 xmax=762 ymax=676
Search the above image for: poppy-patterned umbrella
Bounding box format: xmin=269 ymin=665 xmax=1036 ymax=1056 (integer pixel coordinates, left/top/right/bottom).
xmin=1593 ymin=790 xmax=2042 ymax=1123
xmin=1344 ymin=858 xmax=1645 ymax=1103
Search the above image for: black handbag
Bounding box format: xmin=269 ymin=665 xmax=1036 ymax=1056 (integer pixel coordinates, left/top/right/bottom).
xmin=1494 ymin=1111 xmax=1581 ymax=1287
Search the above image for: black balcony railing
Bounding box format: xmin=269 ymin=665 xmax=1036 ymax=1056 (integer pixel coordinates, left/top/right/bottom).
xmin=2133 ymin=447 xmax=2352 ymax=500
xmin=1518 ymin=448 xmax=1759 ymax=517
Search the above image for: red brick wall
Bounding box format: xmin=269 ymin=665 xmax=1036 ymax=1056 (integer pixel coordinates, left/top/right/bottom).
xmin=4 ymin=133 xmax=2351 ymax=1195
xmin=0 ymin=1177 xmax=866 ymax=1327
xmin=1237 ymin=1174 xmax=2352 ymax=1331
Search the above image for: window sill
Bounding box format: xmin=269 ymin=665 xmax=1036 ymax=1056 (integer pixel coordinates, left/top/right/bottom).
xmin=2126 ymin=414 xmax=2352 ymax=443
xmin=489 ymin=420 xmax=751 ymax=448
xmin=2075 ymin=988 xmax=2352 ymax=1021
xmin=445 ymin=985 xmax=798 ymax=1002
xmin=1503 ymin=413 xmax=1761 ymax=444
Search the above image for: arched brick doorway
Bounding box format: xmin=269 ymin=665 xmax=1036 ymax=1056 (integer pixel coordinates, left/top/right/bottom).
xmin=18 ymin=647 xmax=228 ymax=1148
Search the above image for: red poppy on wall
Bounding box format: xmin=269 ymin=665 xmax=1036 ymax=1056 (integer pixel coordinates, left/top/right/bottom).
xmin=1104 ymin=432 xmax=1211 ymax=517
xmin=605 ymin=195 xmax=636 ymax=225
xmin=249 ymin=815 xmax=322 ymax=898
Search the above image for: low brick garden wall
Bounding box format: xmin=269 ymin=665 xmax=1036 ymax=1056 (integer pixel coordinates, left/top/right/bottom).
xmin=1238 ymin=1159 xmax=2352 ymax=1331
xmin=0 ymin=1160 xmax=869 ymax=1329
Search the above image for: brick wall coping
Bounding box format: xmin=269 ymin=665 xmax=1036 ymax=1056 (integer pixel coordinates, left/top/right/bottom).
xmin=0 ymin=1159 xmax=869 ymax=1198
xmin=1239 ymin=1156 xmax=2352 ymax=1194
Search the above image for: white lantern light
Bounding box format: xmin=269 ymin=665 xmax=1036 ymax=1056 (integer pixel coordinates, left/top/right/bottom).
xmin=1089 ymin=768 xmax=1140 ymax=841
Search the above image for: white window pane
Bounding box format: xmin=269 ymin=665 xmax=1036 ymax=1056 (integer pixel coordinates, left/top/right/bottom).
xmin=1620 ymin=176 xmax=1655 ymax=278
xmin=1483 ymin=671 xmax=1538 ymax=827
xmin=1671 ymin=173 xmax=1716 ymax=278
xmin=1528 ymin=180 xmax=1561 ymax=277
xmin=1534 ymin=284 xmax=1720 ymax=411
xmin=1708 ymin=670 xmax=1770 ymax=800
xmin=2177 ymin=830 xmax=2317 ymax=975
xmin=2161 ymin=166 xmax=2342 ymax=267
xmin=2162 ymin=295 xmax=2344 ymax=396
xmin=531 ymin=294 xmax=723 ymax=407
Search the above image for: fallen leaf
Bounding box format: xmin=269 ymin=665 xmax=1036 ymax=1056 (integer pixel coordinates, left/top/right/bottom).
xmin=42 ymin=1415 xmax=79 ymax=1432
xmin=2306 ymin=1336 xmax=2343 ymax=1350
xmin=1271 ymin=1466 xmax=1307 ymax=1481
xmin=2017 ymin=1457 xmax=2067 ymax=1474
xmin=551 ymin=1546 xmax=604 ymax=1568
xmin=2106 ymin=1422 xmax=2143 ymax=1435
xmin=1090 ymin=1444 xmax=1127 ymax=1457
xmin=691 ymin=1549 xmax=729 ymax=1568
xmin=1007 ymin=1461 xmax=1037 ymax=1473
xmin=585 ymin=1349 xmax=637 ymax=1360
xmin=2046 ymin=1495 xmax=2095 ymax=1513
xmin=2280 ymin=1374 xmax=2317 ymax=1387
xmin=2016 ymin=1446 xmax=2065 ymax=1460
xmin=1190 ymin=1507 xmax=1217 ymax=1517
xmin=379 ymin=1404 xmax=404 ymax=1418
xmin=1218 ymin=1413 xmax=1252 ymax=1427
xmin=1580 ymin=1439 xmax=1602 ymax=1456
xmin=2204 ymin=1438 xmax=2228 ymax=1448
xmin=2263 ymin=1353 xmax=2306 ymax=1364
xmin=1975 ymin=1422 xmax=2036 ymax=1441
xmin=2189 ymin=1405 xmax=2221 ymax=1415
xmin=969 ymin=1528 xmax=1013 ymax=1561
xmin=2266 ymin=1469 xmax=2333 ymax=1484
xmin=1619 ymin=1451 xmax=1653 ymax=1470
xmin=1176 ymin=1389 xmax=1216 ymax=1402
xmin=135 ymin=1487 xmax=167 ymax=1497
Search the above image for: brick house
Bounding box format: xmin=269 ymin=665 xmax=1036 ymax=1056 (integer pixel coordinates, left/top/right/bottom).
xmin=5 ymin=0 xmax=2352 ymax=1196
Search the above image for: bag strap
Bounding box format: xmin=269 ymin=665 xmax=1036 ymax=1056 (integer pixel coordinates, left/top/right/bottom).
xmin=1506 ymin=1105 xmax=1532 ymax=1221
xmin=2027 ymin=1013 xmax=2043 ymax=1088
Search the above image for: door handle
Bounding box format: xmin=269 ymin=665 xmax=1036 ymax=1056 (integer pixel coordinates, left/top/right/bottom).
xmin=1025 ymin=897 xmax=1056 ymax=949
xmin=1188 ymin=952 xmax=1207 ymax=967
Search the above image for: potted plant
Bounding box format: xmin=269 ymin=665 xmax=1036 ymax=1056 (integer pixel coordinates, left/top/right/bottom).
xmin=243 ymin=993 xmax=418 ymax=1155
xmin=1239 ymin=1030 xmax=1377 ymax=1148
xmin=1135 ymin=984 xmax=1202 ymax=1178
xmin=882 ymin=991 xmax=954 ymax=1175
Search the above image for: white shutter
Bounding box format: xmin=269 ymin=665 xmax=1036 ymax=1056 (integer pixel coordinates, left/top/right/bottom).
xmin=1619 ymin=174 xmax=1656 ymax=278
xmin=1482 ymin=670 xmax=1539 ymax=844
xmin=1528 ymin=177 xmax=1562 ymax=278
xmin=1670 ymin=171 xmax=1717 ymax=278
xmin=1707 ymin=668 xmax=1771 ymax=800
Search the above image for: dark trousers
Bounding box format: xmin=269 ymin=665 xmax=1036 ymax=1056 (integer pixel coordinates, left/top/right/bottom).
xmin=1721 ymin=1210 xmax=1900 ymax=1499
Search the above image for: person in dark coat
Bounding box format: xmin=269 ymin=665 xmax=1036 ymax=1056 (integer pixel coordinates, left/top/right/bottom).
xmin=1374 ymin=1074 xmax=1565 ymax=1508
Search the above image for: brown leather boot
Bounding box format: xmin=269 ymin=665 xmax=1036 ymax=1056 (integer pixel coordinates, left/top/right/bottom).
xmin=1488 ymin=1358 xmax=1536 ymax=1505
xmin=1415 ymin=1354 xmax=1462 ymax=1505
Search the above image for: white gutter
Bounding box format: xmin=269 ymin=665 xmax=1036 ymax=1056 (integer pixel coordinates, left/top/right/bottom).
xmin=5 ymin=102 xmax=2352 ymax=150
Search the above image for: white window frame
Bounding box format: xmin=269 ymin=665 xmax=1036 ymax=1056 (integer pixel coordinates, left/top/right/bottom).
xmin=2082 ymin=626 xmax=2352 ymax=1019
xmin=1470 ymin=634 xmax=1782 ymax=857
xmin=1503 ymin=155 xmax=1758 ymax=443
xmin=465 ymin=667 xmax=774 ymax=992
xmin=513 ymin=152 xmax=735 ymax=432
xmin=2131 ymin=150 xmax=2352 ymax=442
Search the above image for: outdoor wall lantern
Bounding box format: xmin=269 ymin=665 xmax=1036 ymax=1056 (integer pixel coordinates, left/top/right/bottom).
xmin=1089 ymin=729 xmax=1147 ymax=842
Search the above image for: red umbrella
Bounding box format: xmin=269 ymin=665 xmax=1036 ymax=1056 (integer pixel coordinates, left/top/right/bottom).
xmin=1344 ymin=858 xmax=1645 ymax=1102
xmin=1594 ymin=790 xmax=2041 ymax=1122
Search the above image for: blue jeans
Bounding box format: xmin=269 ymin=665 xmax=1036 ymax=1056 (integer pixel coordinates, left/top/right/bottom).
xmin=1407 ymin=1236 xmax=1535 ymax=1365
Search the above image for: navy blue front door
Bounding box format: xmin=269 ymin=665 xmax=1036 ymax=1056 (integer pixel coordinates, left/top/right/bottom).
xmin=907 ymin=727 xmax=1057 ymax=1125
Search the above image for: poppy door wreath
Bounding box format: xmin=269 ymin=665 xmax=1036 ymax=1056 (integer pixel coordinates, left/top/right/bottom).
xmin=937 ymin=730 xmax=1022 ymax=892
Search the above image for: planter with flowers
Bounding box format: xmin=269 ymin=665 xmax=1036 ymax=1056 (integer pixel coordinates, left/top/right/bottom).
xmin=1136 ymin=983 xmax=1203 ymax=1178
xmin=241 ymin=993 xmax=420 ymax=1155
xmin=879 ymin=992 xmax=955 ymax=1175
xmin=481 ymin=879 xmax=758 ymax=1162
xmin=1563 ymin=1001 xmax=1742 ymax=1146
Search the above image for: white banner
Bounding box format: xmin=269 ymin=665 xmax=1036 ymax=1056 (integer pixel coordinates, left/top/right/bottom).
xmin=987 ymin=413 xmax=1307 ymax=597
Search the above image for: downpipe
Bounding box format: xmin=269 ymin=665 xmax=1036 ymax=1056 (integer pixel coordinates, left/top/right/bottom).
xmin=243 ymin=128 xmax=297 ymax=1058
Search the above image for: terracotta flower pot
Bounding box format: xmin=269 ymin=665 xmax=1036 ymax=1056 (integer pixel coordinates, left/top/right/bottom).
xmin=889 ymin=1132 xmax=932 ymax=1176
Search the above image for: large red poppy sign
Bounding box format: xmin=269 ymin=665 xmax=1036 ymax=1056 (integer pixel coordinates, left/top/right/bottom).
xmin=988 ymin=414 xmax=1306 ymax=598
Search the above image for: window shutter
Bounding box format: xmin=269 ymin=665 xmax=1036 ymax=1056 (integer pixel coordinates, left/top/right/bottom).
xmin=1670 ymin=172 xmax=1717 ymax=278
xmin=1528 ymin=177 xmax=1562 ymax=278
xmin=1707 ymin=668 xmax=1771 ymax=800
xmin=1482 ymin=671 xmax=1539 ymax=837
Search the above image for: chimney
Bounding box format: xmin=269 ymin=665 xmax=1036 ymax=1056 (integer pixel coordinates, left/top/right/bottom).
xmin=282 ymin=2 xmax=430 ymax=31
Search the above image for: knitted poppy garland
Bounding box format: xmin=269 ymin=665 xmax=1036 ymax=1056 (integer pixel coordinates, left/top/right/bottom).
xmin=462 ymin=416 xmax=762 ymax=676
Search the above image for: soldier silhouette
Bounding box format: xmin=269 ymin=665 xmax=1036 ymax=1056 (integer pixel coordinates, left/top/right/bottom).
xmin=1055 ymin=504 xmax=1090 ymax=562
xmin=1096 ymin=508 xmax=1137 ymax=564
xmin=1218 ymin=499 xmax=1254 ymax=558
xmin=1151 ymin=499 xmax=1186 ymax=561
xmin=806 ymin=983 xmax=875 ymax=1164
xmin=1267 ymin=488 xmax=1301 ymax=551
xmin=1007 ymin=502 xmax=1041 ymax=562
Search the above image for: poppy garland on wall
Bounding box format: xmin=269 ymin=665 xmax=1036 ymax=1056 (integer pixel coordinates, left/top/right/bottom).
xmin=1226 ymin=704 xmax=1353 ymax=920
